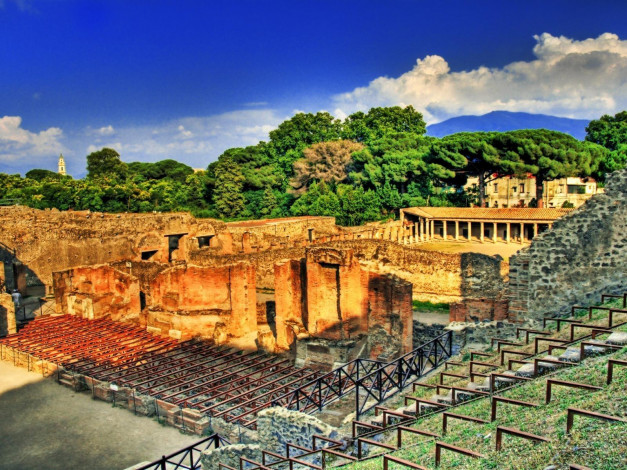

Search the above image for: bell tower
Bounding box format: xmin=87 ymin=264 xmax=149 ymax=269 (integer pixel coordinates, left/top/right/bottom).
xmin=58 ymin=154 xmax=66 ymax=176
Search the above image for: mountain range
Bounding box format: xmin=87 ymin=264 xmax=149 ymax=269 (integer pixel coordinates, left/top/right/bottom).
xmin=426 ymin=111 xmax=591 ymax=140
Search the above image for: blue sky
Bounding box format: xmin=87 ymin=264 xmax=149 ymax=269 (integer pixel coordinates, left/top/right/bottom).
xmin=1 ymin=0 xmax=627 ymax=176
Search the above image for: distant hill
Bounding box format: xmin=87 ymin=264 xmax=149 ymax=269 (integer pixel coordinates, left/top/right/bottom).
xmin=426 ymin=111 xmax=591 ymax=140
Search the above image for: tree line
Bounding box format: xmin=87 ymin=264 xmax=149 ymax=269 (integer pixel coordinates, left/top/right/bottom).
xmin=0 ymin=108 xmax=624 ymax=225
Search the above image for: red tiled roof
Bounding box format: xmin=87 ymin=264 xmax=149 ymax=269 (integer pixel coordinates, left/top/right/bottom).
xmin=401 ymin=207 xmax=573 ymax=221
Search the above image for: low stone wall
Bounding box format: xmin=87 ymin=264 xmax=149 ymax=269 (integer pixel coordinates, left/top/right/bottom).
xmin=256 ymin=407 xmax=339 ymax=455
xmin=200 ymin=444 xmax=262 ymax=470
xmin=447 ymin=320 xmax=519 ymax=351
xmin=449 ymin=299 xmax=510 ymax=323
xmin=201 ymin=407 xmax=340 ymax=470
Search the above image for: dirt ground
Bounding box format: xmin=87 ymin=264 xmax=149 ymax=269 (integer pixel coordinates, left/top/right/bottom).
xmin=413 ymin=310 xmax=450 ymax=325
xmin=418 ymin=240 xmax=528 ymax=261
xmin=0 ymin=361 xmax=202 ymax=470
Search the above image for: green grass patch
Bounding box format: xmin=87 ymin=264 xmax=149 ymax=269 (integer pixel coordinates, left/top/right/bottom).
xmin=412 ymin=300 xmax=450 ymax=312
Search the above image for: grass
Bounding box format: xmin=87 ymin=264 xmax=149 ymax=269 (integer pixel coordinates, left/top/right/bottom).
xmin=412 ymin=301 xmax=450 ymax=313
xmin=339 ymin=298 xmax=627 ymax=470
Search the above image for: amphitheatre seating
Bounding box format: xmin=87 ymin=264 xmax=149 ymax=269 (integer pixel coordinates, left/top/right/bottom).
xmin=221 ymin=292 xmax=627 ymax=470
xmin=0 ymin=315 xmax=321 ymax=428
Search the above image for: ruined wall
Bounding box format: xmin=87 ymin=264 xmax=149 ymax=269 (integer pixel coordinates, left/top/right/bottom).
xmin=366 ymin=272 xmax=413 ymax=360
xmin=53 ymin=265 xmax=141 ymax=321
xmin=147 ymin=263 xmax=258 ymax=347
xmin=507 ymin=169 xmax=627 ymax=321
xmin=226 ymin=216 xmax=337 ymax=247
xmin=329 ymin=239 xmax=505 ymax=303
xmin=449 ymin=299 xmax=510 ymax=323
xmin=274 ymin=259 xmax=307 ymax=350
xmin=0 ymin=207 xmax=226 ymax=288
xmin=193 ymin=239 xmax=504 ymax=303
xmin=0 ymin=293 xmax=16 ymax=336
xmin=305 ymin=248 xmax=368 ymax=340
xmin=275 ymin=247 xmax=413 ymax=364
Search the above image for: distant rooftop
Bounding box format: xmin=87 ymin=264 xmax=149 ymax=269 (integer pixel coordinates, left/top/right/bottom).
xmin=401 ymin=207 xmax=573 ymax=222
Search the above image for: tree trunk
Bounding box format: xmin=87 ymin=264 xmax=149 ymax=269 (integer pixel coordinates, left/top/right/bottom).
xmin=536 ymin=177 xmax=544 ymax=208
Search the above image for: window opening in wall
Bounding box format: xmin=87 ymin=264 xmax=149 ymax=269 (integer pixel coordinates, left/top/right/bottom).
xmin=493 ymin=183 xmax=498 ymax=193
xmin=308 ymin=228 xmax=314 ymax=242
xmin=519 ymin=184 xmax=525 ymax=193
xmin=567 ymin=185 xmax=586 ymax=194
xmin=197 ymin=235 xmax=214 ymax=248
xmin=166 ymin=234 xmax=186 ymax=262
xmin=139 ymin=291 xmax=146 ymax=310
xmin=141 ymin=250 xmax=158 ymax=260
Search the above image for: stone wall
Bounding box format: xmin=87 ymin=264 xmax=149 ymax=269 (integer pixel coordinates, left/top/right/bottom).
xmin=146 ymin=263 xmax=258 ymax=347
xmin=256 ymin=407 xmax=338 ymax=456
xmin=0 ymin=293 xmax=16 ymax=336
xmin=188 ymin=238 xmax=505 ymax=304
xmin=0 ymin=207 xmax=226 ymax=289
xmin=200 ymin=407 xmax=339 ymax=470
xmin=200 ymin=444 xmax=262 ymax=470
xmin=226 ymin=215 xmax=338 ymax=247
xmin=324 ymin=240 xmax=505 ymax=303
xmin=53 ymin=265 xmax=141 ymax=322
xmin=449 ymin=299 xmax=510 ymax=323
xmin=275 ymin=247 xmax=413 ymax=364
xmin=507 ymin=169 xmax=627 ymax=321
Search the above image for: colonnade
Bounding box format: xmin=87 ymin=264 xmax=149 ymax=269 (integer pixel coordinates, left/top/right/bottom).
xmin=401 ymin=217 xmax=554 ymax=245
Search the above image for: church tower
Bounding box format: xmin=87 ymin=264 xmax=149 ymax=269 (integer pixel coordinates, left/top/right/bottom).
xmin=58 ymin=154 xmax=66 ymax=176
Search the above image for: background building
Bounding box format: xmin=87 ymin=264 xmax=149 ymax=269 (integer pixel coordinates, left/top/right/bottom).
xmin=466 ymin=174 xmax=601 ymax=208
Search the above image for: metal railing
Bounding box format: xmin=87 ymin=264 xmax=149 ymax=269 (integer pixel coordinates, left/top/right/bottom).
xmin=269 ymin=330 xmax=453 ymax=422
xmin=354 ymin=330 xmax=453 ymax=418
xmin=133 ymin=433 xmax=230 ymax=470
xmin=269 ymin=357 xmax=382 ymax=415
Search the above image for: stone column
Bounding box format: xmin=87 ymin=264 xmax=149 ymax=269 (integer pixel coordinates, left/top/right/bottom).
xmin=414 ymin=222 xmax=419 ymax=243
xmin=430 ymin=220 xmax=435 ymax=240
xmin=480 ymin=222 xmax=484 ymax=243
xmin=533 ymin=223 xmax=538 ymax=238
xmin=455 ymin=221 xmax=459 ymax=240
xmin=548 ymin=223 xmax=553 ymax=230
xmin=506 ymin=223 xmax=511 ymax=244
xmin=493 ymin=222 xmax=497 ymax=243
xmin=467 ymin=221 xmax=472 ymax=242
xmin=520 ymin=223 xmax=525 ymax=243
xmin=442 ymin=221 xmax=447 ymax=240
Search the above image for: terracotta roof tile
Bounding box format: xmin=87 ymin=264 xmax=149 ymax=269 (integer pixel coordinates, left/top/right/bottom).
xmin=401 ymin=207 xmax=573 ymax=221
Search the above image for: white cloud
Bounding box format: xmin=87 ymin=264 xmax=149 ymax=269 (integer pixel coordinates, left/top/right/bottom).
xmin=0 ymin=116 xmax=66 ymax=163
xmin=85 ymin=109 xmax=283 ymax=168
xmin=334 ymin=32 xmax=627 ymax=123
xmin=97 ymin=125 xmax=115 ymax=136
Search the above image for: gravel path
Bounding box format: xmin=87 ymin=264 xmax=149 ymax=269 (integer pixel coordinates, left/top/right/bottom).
xmin=0 ymin=361 xmax=201 ymax=470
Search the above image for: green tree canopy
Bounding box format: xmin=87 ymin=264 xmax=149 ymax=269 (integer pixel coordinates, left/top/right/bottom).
xmin=212 ymin=156 xmax=246 ymax=219
xmin=343 ymin=105 xmax=427 ymax=143
xmin=585 ymin=111 xmax=627 ymax=177
xmin=290 ymin=140 xmax=364 ymax=194
xmin=128 ymin=159 xmax=194 ymax=183
xmin=86 ymin=148 xmax=128 ymax=180
xmin=496 ymin=130 xmax=607 ymax=207
xmin=25 ymin=169 xmax=62 ymax=181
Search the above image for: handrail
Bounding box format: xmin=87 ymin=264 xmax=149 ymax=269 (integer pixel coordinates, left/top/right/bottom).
xmin=354 ymin=330 xmax=453 ymax=418
xmin=132 ymin=433 xmax=230 ymax=470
